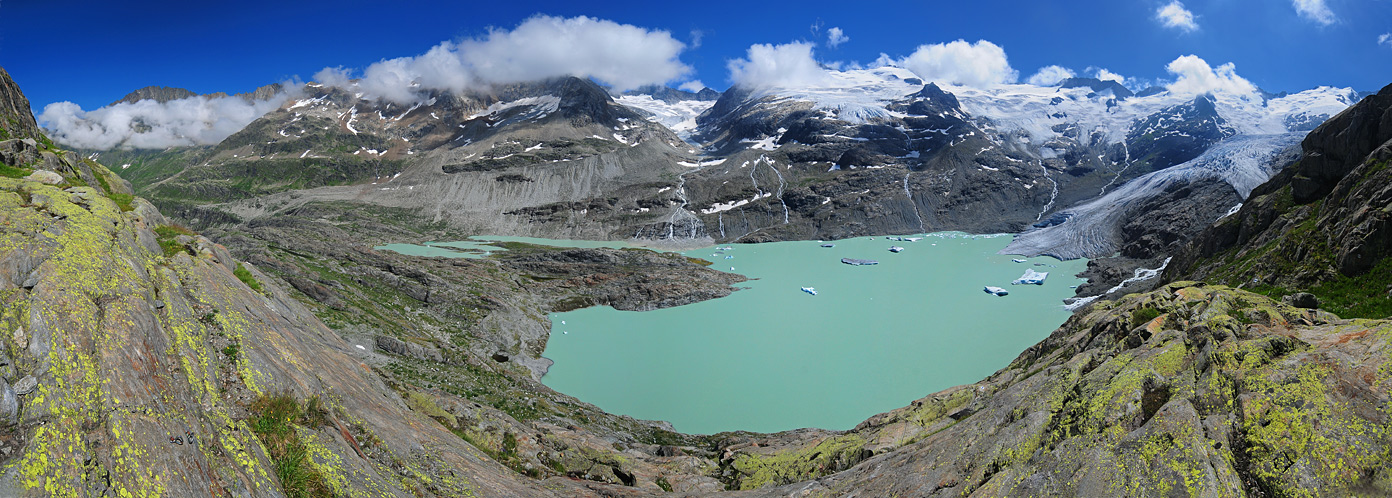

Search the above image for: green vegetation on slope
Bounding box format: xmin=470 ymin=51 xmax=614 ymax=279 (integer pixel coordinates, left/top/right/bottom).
xmin=248 ymin=393 xmax=333 ymax=498
xmin=234 ymin=262 xmax=265 ymax=294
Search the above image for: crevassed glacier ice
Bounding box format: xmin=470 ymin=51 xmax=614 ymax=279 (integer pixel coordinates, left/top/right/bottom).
xmin=1002 ymin=133 xmax=1303 ymax=260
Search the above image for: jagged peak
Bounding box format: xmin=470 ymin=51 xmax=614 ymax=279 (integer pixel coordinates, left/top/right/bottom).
xmin=1058 ymin=77 xmax=1135 ymax=99
xmin=0 ymin=66 xmax=45 ymax=142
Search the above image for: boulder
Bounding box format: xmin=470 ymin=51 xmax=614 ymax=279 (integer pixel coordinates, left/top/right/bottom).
xmin=1282 ymin=292 xmax=1320 ymax=309
xmin=24 ymin=169 xmax=62 ymax=185
xmin=374 ymin=335 xmax=443 ymax=363
xmin=0 ymin=379 xmax=16 ymax=425
xmin=12 ymin=375 xmax=36 ymax=395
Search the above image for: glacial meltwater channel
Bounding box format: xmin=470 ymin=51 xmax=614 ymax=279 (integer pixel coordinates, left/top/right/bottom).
xmin=379 ymin=233 xmax=1088 ymax=435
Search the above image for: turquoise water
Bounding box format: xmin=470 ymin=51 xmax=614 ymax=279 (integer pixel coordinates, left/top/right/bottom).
xmin=540 ymin=233 xmax=1088 ymax=435
xmin=375 ymin=236 xmax=634 ymax=258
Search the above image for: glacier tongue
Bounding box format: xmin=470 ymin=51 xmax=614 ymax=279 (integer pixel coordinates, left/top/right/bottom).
xmin=1002 ymin=133 xmax=1304 ymax=260
xmin=614 ymin=95 xmax=715 ymax=140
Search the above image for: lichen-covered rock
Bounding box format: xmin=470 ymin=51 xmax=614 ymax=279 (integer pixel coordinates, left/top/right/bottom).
xmin=0 ymin=380 xmax=16 ymax=425
xmin=9 ymin=376 xmax=34 ymax=396
xmin=20 ymin=171 xmax=60 ymax=185
xmin=0 ymin=114 xmax=620 ymax=498
xmin=724 ymin=284 xmax=1391 ymax=497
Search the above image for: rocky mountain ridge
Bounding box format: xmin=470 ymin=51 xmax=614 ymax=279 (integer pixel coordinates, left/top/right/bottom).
xmin=1164 ymin=82 xmax=1392 ymax=319
xmin=100 ymin=68 xmax=1355 ymax=254
xmin=109 ymin=83 xmax=287 ymax=106
xmin=64 ymin=66 xmax=1358 ymax=301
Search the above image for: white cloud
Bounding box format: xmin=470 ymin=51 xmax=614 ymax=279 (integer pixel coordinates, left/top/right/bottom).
xmin=38 ymin=88 xmax=300 ymax=150
xmin=313 ymin=67 xmax=353 ymax=89
xmin=870 ymin=53 xmax=896 ymax=69
xmin=900 ymin=40 xmax=1017 ymax=88
xmin=1156 ymin=1 xmax=1199 ymax=32
xmin=323 ymin=15 xmax=690 ymax=104
xmin=1084 ymin=67 xmax=1157 ymax=92
xmin=727 ymin=42 xmax=831 ymax=89
xmin=690 ymin=29 xmax=704 ymax=49
xmin=1026 ymin=65 xmax=1076 ymax=86
xmin=678 ymin=80 xmax=707 ymax=92
xmin=1380 ymin=33 xmax=1392 ymax=48
xmin=1164 ymin=55 xmax=1257 ymax=96
xmin=1292 ymin=0 xmax=1337 ymax=25
xmin=1094 ymin=68 xmax=1125 ymax=83
xmin=827 ymin=27 xmax=849 ymax=48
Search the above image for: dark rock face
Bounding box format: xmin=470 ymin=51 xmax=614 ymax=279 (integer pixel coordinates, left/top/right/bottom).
xmin=1118 ymin=177 xmax=1242 ymax=259
xmin=1282 ymin=292 xmax=1319 ymax=308
xmin=1169 ymin=83 xmax=1392 ymax=296
xmin=1285 ymin=86 xmax=1392 ymax=203
xmin=1125 ymin=95 xmax=1237 ymax=173
xmin=0 ymin=67 xmax=42 ymax=142
xmin=1058 ymin=77 xmax=1135 ymax=99
xmin=287 ymin=275 xmax=345 ymax=309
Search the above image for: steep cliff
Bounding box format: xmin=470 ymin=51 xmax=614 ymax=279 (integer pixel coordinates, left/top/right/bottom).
xmin=1167 ymin=83 xmax=1392 ymax=318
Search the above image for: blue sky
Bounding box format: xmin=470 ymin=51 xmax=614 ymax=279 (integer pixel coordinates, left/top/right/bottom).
xmin=2 ymin=0 xmax=1389 ymax=112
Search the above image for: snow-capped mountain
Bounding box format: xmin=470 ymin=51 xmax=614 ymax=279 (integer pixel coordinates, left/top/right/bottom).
xmin=678 ymin=65 xmax=1355 ymax=250
xmin=99 ymin=66 xmax=1358 ymax=266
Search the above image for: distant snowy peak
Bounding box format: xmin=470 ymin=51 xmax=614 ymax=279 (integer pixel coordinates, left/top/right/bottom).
xmin=616 ymin=84 xmax=720 ymax=104
xmin=737 ymin=66 xmax=926 ymax=124
xmin=1057 ymin=77 xmax=1134 ymax=99
xmin=709 ymin=65 xmax=1356 ymax=148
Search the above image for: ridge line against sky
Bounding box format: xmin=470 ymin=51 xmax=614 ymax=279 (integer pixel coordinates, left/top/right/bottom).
xmin=2 ymin=0 xmax=1388 ymax=112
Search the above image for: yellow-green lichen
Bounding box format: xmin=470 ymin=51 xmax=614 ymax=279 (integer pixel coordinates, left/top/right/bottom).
xmin=730 ymin=434 xmax=867 ymax=490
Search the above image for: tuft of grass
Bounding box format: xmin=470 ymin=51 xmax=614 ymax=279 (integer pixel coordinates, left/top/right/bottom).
xmin=1130 ymin=307 xmax=1161 ymax=328
xmin=1307 ymin=257 xmax=1392 ymax=319
xmin=656 ymin=475 xmax=674 ymax=492
xmin=154 ymin=224 xmax=195 ymax=257
xmin=247 ymin=393 xmax=333 ymax=498
xmin=109 ymin=193 xmax=135 ymax=212
xmin=234 ymin=262 xmax=266 ymax=294
xmin=221 ymin=344 xmax=240 ymax=361
xmin=0 ymin=163 xmax=31 ymax=179
xmin=93 ymin=169 xmax=115 ymax=194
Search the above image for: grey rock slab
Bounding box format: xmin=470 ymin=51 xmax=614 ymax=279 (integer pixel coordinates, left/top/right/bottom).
xmin=12 ymin=375 xmax=36 ymax=396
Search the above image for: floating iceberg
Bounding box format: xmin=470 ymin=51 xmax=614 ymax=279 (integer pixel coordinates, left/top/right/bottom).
xmin=1012 ymin=269 xmax=1048 ymax=285
xmin=984 ymin=286 xmax=1009 ymax=296
xmin=889 ymin=246 xmax=905 ymax=253
xmin=841 ymin=258 xmax=878 ymax=266
xmin=801 ymin=286 xmax=817 ymax=295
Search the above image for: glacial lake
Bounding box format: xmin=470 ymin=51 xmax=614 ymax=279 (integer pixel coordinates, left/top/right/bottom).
xmin=379 ymin=233 xmax=1088 ymax=435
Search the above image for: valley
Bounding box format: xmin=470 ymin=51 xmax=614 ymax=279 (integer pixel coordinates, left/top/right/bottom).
xmin=1 ymin=12 xmax=1390 ymax=493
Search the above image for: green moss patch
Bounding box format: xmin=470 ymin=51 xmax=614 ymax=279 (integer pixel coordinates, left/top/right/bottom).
xmin=153 ymin=224 xmax=195 ymax=257
xmin=234 ymin=262 xmax=266 ymax=294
